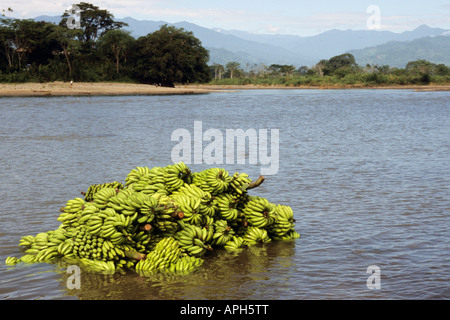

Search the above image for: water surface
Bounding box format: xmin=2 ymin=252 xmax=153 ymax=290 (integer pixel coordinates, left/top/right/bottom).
xmin=1 ymin=89 xmax=449 ymax=300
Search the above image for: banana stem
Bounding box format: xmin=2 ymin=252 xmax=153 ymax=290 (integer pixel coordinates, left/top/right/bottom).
xmin=172 ymin=210 xmax=184 ymax=219
xmin=140 ymin=224 xmax=152 ymax=232
xmin=247 ymin=176 xmax=265 ymax=190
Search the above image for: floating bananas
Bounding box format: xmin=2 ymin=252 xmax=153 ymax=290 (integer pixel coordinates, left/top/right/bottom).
xmin=6 ymin=162 xmax=299 ymax=276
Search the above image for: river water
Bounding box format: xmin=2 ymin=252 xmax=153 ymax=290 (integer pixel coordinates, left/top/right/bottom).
xmin=0 ymin=89 xmax=449 ymax=300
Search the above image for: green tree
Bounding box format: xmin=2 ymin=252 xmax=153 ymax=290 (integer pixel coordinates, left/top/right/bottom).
xmin=60 ymin=2 xmax=127 ymax=50
xmin=134 ymin=25 xmax=210 ymax=85
xmin=225 ymin=62 xmax=241 ymax=79
xmin=325 ymin=53 xmax=358 ymax=76
xmin=50 ymin=25 xmax=82 ymax=78
xmin=97 ymin=29 xmax=134 ymax=74
xmin=211 ymin=63 xmax=225 ymax=79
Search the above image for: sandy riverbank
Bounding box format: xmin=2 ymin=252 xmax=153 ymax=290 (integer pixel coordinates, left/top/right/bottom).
xmin=0 ymin=82 xmax=217 ymax=97
xmin=1 ymin=82 xmax=449 ymax=97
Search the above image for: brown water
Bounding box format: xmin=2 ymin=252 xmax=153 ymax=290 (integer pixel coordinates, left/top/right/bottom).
xmin=1 ymin=89 xmax=449 ymax=300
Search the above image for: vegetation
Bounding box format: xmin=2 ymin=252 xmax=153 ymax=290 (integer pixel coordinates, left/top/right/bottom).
xmin=1 ymin=4 xmax=449 ymax=87
xmin=0 ymin=3 xmax=211 ymax=85
xmin=208 ymin=54 xmax=450 ymax=87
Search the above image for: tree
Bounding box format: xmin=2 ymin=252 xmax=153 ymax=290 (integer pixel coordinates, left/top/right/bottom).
xmin=297 ymin=66 xmax=309 ymax=76
xmin=314 ymin=59 xmax=328 ymax=77
xmin=50 ymin=25 xmax=82 ymax=78
xmin=134 ymin=25 xmax=211 ymax=86
xmin=225 ymin=62 xmax=241 ymax=79
xmin=325 ymin=53 xmax=357 ymax=76
xmin=268 ymin=64 xmax=296 ymax=76
xmin=60 ymin=2 xmax=127 ymax=49
xmin=97 ymin=29 xmax=134 ymax=74
xmin=211 ymin=63 xmax=225 ymax=79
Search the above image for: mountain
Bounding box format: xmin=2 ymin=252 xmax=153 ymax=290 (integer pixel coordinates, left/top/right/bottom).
xmin=120 ymin=18 xmax=316 ymax=67
xmin=121 ymin=21 xmax=450 ymax=67
xmin=217 ymin=24 xmax=449 ymax=61
xmin=32 ymin=15 xmax=450 ymax=68
xmin=349 ymin=35 xmax=450 ymax=68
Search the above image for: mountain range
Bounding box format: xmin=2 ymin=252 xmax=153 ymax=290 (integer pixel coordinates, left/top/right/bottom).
xmin=34 ymin=15 xmax=450 ymax=69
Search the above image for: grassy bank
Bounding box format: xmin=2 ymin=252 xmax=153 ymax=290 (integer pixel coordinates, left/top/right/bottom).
xmin=206 ymin=74 xmax=450 ymax=88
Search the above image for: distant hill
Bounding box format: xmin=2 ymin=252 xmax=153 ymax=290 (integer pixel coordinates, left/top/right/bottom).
xmin=349 ymin=35 xmax=450 ymax=68
xmin=33 ymin=15 xmax=450 ymax=68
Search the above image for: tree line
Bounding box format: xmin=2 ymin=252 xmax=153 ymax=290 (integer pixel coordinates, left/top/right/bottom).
xmin=2 ymin=3 xmax=449 ymax=87
xmin=0 ymin=3 xmax=211 ymax=85
xmin=210 ymin=53 xmax=450 ymax=86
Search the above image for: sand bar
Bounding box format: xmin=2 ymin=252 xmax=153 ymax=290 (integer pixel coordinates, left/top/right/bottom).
xmin=1 ymin=82 xmax=449 ymax=97
xmin=0 ymin=82 xmax=218 ymax=97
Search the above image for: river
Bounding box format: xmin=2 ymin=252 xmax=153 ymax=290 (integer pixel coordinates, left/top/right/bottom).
xmin=1 ymin=88 xmax=449 ymax=300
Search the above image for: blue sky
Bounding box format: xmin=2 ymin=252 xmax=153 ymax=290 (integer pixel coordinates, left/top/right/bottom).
xmin=3 ymin=0 xmax=450 ymax=36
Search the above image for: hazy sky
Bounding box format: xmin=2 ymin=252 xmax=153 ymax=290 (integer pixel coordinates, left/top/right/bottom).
xmin=2 ymin=0 xmax=450 ymax=36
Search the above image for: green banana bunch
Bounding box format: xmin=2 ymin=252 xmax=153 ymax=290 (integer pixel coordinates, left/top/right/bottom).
xmin=8 ymin=163 xmax=300 ymax=276
xmin=241 ymin=196 xmax=277 ymax=228
xmin=174 ymin=224 xmax=212 ymax=257
xmin=243 ymin=226 xmax=272 ymax=246
xmin=215 ymin=193 xmax=241 ymax=222
xmin=19 ymin=254 xmax=37 ymax=264
xmin=83 ymin=181 xmax=123 ymax=202
xmin=144 ymin=166 xmax=167 ymax=186
xmin=229 ymin=172 xmax=252 ymax=196
xmin=125 ymin=166 xmax=151 ymax=187
xmin=192 ymin=168 xmax=232 ymax=195
xmin=167 ymin=254 xmax=204 ymax=274
xmin=135 ymin=237 xmax=182 ymax=272
xmin=172 ymin=194 xmax=203 ymax=226
xmin=224 ymin=235 xmax=246 ymax=252
xmin=267 ymin=204 xmax=296 ymax=237
xmin=163 ymin=162 xmax=192 ymax=192
xmin=80 ymin=258 xmax=115 ymax=274
xmin=138 ymin=183 xmax=166 ymax=195
xmin=58 ymin=197 xmax=86 ymax=227
xmin=34 ymin=246 xmax=59 ymax=262
xmin=19 ymin=235 xmax=35 ymax=247
xmin=5 ymin=256 xmax=20 ymax=266
xmin=212 ymin=219 xmax=235 ymax=247
xmin=271 ymin=230 xmax=301 ymax=241
xmin=92 ymin=187 xmax=118 ymax=210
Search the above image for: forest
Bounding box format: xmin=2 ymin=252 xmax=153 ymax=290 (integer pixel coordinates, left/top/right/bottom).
xmin=0 ymin=3 xmax=211 ymax=86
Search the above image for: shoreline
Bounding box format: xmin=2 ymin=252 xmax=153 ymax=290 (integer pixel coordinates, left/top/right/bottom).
xmin=1 ymin=81 xmax=449 ymax=97
xmin=184 ymin=83 xmax=450 ymax=92
xmin=0 ymin=82 xmax=218 ymax=97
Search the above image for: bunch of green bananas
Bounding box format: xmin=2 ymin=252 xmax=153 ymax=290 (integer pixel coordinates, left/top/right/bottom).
xmin=243 ymin=226 xmax=272 ymax=246
xmin=163 ymin=162 xmax=192 ymax=192
xmin=166 ymin=254 xmax=204 ymax=274
xmin=211 ymin=219 xmax=235 ymax=247
xmin=192 ymin=168 xmax=232 ymax=195
xmin=215 ymin=193 xmax=241 ymax=222
xmin=229 ymin=172 xmax=252 ymax=196
xmin=223 ymin=235 xmax=246 ymax=252
xmin=6 ymin=162 xmax=300 ymax=277
xmin=267 ymin=204 xmax=296 ymax=237
xmin=83 ymin=181 xmax=123 ymax=202
xmin=174 ymin=223 xmax=213 ymax=257
xmin=135 ymin=237 xmax=182 ymax=273
xmin=241 ymin=196 xmax=277 ymax=228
